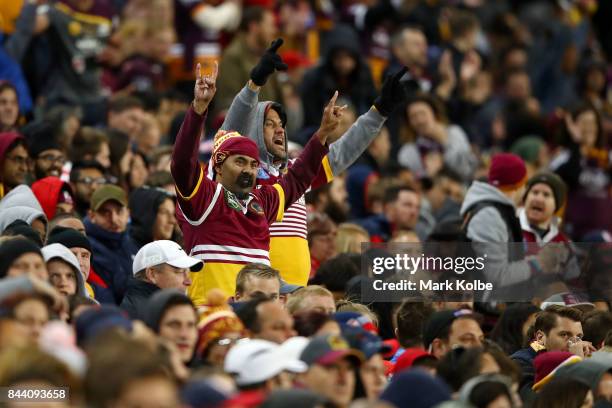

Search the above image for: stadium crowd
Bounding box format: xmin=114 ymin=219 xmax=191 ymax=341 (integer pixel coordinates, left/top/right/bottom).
xmin=0 ymin=0 xmax=612 ymax=407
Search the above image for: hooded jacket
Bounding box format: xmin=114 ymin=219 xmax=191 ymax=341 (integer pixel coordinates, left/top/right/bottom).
xmin=31 ymin=176 xmax=73 ymax=220
xmin=42 ymin=243 xmax=87 ymax=297
xmin=460 ymin=181 xmax=532 ymax=289
xmin=85 ymin=217 xmax=138 ymax=304
xmin=119 ymin=278 xmax=159 ymax=320
xmin=300 ymin=24 xmax=378 ymax=128
xmin=128 ymin=187 xmax=173 ymax=249
xmin=220 ymin=75 xmax=385 ymax=285
xmin=0 ymin=185 xmax=48 ymax=234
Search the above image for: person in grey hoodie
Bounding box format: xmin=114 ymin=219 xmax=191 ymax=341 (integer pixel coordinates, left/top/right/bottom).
xmin=42 ymin=243 xmax=88 ymax=298
xmin=0 ymin=184 xmax=48 ymax=243
xmin=215 ymin=37 xmax=414 ymax=286
xmin=460 ymin=153 xmax=567 ymax=296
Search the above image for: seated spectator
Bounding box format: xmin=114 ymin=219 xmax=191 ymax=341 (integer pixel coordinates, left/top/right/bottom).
xmin=0 ymin=237 xmax=47 ymax=280
xmin=236 ymin=297 xmax=296 ymax=344
xmin=335 ymin=223 xmax=369 ymax=254
xmin=457 ymin=374 xmax=516 ymax=408
xmin=310 ymin=254 xmax=359 ymax=301
xmin=107 ymin=96 xmax=145 ymax=140
xmin=398 ymin=94 xmax=476 ymax=182
xmin=47 ymin=227 xmax=94 ymax=298
xmin=489 ymin=303 xmax=540 ymax=355
xmin=22 ymin=121 xmax=66 ymax=181
xmin=437 ymin=346 xmax=503 ymax=392
xmin=6 ymin=294 xmax=52 ymax=342
xmin=556 ymin=357 xmax=612 ymax=404
xmin=196 ymin=289 xmax=245 ymax=368
xmin=286 ymin=285 xmax=336 ymax=316
xmin=70 ymin=161 xmax=108 ymax=217
xmin=306 ymin=212 xmax=337 ymax=278
xmin=48 ymin=213 xmax=86 ymax=235
xmin=511 ymin=306 xmax=592 ymax=393
xmin=298 ymin=334 xmax=364 ymax=408
xmin=583 ymin=311 xmax=612 ymax=350
xmin=144 ymin=289 xmax=198 ymax=365
xmin=234 ymin=263 xmax=282 ymax=302
xmin=0 ymin=185 xmax=47 ymax=242
xmin=391 ymin=299 xmax=435 ymax=362
xmin=71 ymin=129 xmax=111 ymax=170
xmin=341 ymin=325 xmax=389 ymax=401
xmin=121 ymin=240 xmax=201 ymax=320
xmin=0 ymin=82 xmax=20 ymax=132
xmin=423 ymin=309 xmax=484 ymax=359
xmin=534 ymin=377 xmax=594 ymax=408
xmin=128 ymin=186 xmax=176 ymax=249
xmin=359 ymin=186 xmax=421 ymax=243
xmin=0 ymin=131 xmax=28 ymax=197
xmin=42 ymin=243 xmax=87 ymax=297
xmin=85 ymin=185 xmax=138 ymax=303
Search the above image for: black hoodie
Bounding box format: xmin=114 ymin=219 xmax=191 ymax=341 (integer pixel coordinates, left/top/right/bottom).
xmin=128 ymin=187 xmax=173 ymax=249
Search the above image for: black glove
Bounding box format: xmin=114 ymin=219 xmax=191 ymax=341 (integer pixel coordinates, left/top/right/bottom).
xmin=250 ymin=38 xmax=289 ymax=86
xmin=373 ymin=67 xmax=416 ymax=117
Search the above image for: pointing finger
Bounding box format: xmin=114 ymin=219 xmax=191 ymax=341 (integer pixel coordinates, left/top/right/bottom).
xmin=196 ymin=63 xmax=202 ymax=81
xmin=327 ymin=90 xmax=338 ymax=109
xmin=269 ymin=38 xmax=284 ymax=53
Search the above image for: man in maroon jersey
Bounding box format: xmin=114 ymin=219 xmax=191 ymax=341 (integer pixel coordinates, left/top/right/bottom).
xmin=171 ymin=63 xmax=345 ymax=303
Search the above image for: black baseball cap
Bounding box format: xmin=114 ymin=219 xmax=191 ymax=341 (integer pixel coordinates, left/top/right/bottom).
xmin=423 ymin=309 xmax=482 ymax=351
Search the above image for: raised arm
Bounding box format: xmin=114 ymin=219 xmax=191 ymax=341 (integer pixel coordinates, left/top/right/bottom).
xmin=327 ymin=67 xmax=413 ymax=175
xmin=276 ymin=92 xmax=345 ymax=208
xmin=171 ymin=63 xmax=217 ymax=197
xmin=221 ymin=38 xmax=288 ymax=136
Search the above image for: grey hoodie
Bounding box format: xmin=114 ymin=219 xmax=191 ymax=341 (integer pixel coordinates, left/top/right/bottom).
xmin=398 ymin=125 xmax=477 ymax=182
xmin=556 ymin=358 xmax=612 ymax=392
xmin=0 ymin=185 xmax=47 ymax=234
xmin=460 ymin=181 xmax=532 ymax=288
xmin=220 ymin=84 xmax=386 ymax=176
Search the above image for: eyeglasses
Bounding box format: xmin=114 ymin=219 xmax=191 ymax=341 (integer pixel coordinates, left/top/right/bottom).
xmin=4 ymin=155 xmax=29 ymax=166
xmin=38 ymin=154 xmax=65 ymax=164
xmin=77 ymin=176 xmax=107 ymax=185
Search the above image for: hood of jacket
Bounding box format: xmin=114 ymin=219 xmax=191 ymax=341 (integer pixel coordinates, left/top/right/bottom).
xmin=518 ymin=207 xmax=561 ymax=243
xmin=128 ymin=187 xmax=172 ymax=247
xmin=557 ymin=358 xmax=612 ymax=390
xmin=322 ymin=24 xmax=362 ymax=66
xmin=31 ymin=176 xmax=71 ymax=220
xmin=0 ymin=185 xmax=47 ymax=233
xmin=0 ymin=132 xmax=24 ymax=166
xmin=460 ymin=181 xmax=516 ymax=215
xmin=143 ymin=288 xmax=193 ymax=333
xmin=250 ymin=101 xmax=288 ymax=175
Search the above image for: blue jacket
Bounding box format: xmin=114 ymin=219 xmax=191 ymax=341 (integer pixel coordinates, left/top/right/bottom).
xmin=85 ymin=218 xmax=138 ymax=304
xmin=358 ymin=214 xmax=392 ymax=243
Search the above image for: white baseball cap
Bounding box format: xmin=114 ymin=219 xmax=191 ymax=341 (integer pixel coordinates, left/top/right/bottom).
xmin=227 ymin=339 xmax=307 ymax=386
xmin=224 ymin=339 xmax=276 ymax=374
xmin=132 ymin=240 xmax=203 ymax=275
xmin=42 ymin=243 xmax=81 ymax=274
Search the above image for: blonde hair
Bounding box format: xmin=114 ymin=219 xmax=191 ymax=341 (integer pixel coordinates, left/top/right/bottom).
xmin=335 ymin=223 xmax=369 ymax=254
xmin=335 ymin=299 xmax=379 ymax=327
xmin=286 ymin=285 xmax=334 ymax=315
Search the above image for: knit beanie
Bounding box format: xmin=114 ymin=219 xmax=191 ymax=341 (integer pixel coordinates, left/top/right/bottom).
xmin=47 ymin=226 xmax=91 ymax=252
xmin=196 ymin=289 xmax=245 ymax=357
xmin=524 ymin=171 xmax=567 ymax=211
xmin=510 ymin=136 xmax=545 ymax=165
xmin=0 ymin=237 xmax=43 ymax=278
xmin=532 ymin=351 xmax=582 ymax=391
xmin=488 ymin=153 xmax=528 ymax=191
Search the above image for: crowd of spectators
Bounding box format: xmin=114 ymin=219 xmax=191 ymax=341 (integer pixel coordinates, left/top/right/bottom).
xmin=0 ymin=0 xmax=612 ymax=407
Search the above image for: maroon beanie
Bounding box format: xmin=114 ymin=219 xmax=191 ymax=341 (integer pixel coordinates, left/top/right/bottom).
xmin=532 ymin=351 xmax=582 ymax=390
xmin=488 ymin=153 xmax=528 ymax=191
